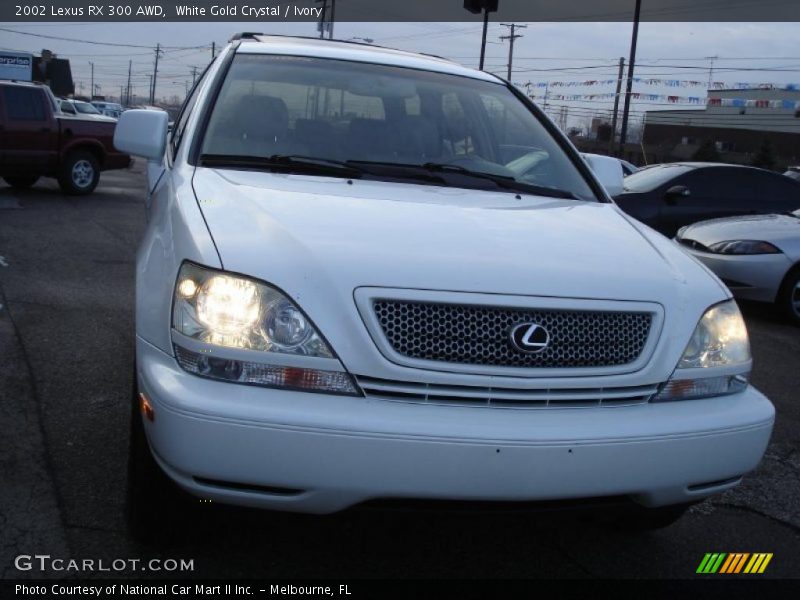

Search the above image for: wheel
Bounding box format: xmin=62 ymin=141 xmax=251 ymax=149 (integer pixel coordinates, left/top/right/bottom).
xmin=126 ymin=365 xmax=189 ymax=544
xmin=58 ymin=151 xmax=99 ymax=195
xmin=3 ymin=175 xmax=39 ymax=189
xmin=610 ymin=504 xmax=690 ymax=531
xmin=777 ymin=267 xmax=800 ymax=326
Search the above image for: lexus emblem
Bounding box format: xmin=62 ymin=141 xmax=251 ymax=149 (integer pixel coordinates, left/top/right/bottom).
xmin=509 ymin=322 xmax=550 ymax=353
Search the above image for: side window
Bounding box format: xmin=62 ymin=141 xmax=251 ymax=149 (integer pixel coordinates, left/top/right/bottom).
xmin=752 ymin=171 xmax=800 ymax=206
xmin=171 ymin=63 xmax=212 ymax=158
xmin=2 ymin=87 xmax=46 ymax=121
xmin=672 ymin=169 xmax=730 ymax=200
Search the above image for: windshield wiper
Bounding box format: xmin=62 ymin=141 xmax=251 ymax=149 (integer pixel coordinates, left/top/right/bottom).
xmin=347 ymin=160 xmax=579 ymax=200
xmin=423 ymin=162 xmax=581 ymax=199
xmin=199 ymin=154 xmax=363 ymax=178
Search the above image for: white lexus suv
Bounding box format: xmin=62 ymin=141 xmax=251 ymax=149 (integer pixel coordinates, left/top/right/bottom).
xmin=115 ymin=34 xmax=774 ymax=534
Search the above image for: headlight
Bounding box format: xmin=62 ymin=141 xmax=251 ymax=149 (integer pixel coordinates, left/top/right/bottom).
xmin=173 ymin=262 xmax=333 ymax=357
xmin=677 ymin=300 xmax=750 ymax=369
xmin=172 ymin=262 xmax=359 ymax=395
xmin=654 ymin=300 xmax=751 ymax=402
xmin=707 ymin=240 xmax=780 ymax=255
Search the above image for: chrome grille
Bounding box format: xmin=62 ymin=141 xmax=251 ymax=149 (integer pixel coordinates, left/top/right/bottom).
xmin=373 ymin=300 xmax=652 ymax=369
xmin=356 ymin=376 xmax=657 ymax=408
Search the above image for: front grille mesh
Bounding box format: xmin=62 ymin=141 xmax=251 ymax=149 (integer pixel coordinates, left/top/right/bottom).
xmin=373 ymin=300 xmax=652 ymax=369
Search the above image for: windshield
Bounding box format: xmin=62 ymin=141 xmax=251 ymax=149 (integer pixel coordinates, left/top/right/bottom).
xmin=75 ymin=102 xmax=101 ymax=114
xmin=622 ymin=164 xmax=694 ymax=193
xmin=199 ymin=54 xmax=597 ymax=200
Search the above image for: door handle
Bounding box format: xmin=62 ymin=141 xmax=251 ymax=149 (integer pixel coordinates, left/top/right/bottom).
xmin=40 ymin=127 xmax=51 ymax=132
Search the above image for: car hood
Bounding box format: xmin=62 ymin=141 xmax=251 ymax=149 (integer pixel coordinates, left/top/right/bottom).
xmin=679 ymin=213 xmax=800 ymax=247
xmin=193 ymin=168 xmax=725 ymax=306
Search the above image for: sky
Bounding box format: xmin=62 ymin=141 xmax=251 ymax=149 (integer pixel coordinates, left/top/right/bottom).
xmin=1 ymin=21 xmax=799 ymax=131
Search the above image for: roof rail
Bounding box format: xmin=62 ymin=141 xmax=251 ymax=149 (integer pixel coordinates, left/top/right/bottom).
xmin=229 ymin=32 xmax=263 ymax=42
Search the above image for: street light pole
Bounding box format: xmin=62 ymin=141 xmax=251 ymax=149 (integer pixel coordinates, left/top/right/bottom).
xmin=88 ymin=61 xmax=94 ymax=99
xmin=479 ymin=9 xmax=490 ymax=70
xmin=464 ymin=1 xmax=499 ymax=71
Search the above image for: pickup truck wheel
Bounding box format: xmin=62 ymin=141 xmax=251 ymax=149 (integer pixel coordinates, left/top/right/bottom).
xmin=3 ymin=175 xmax=39 ymax=189
xmin=58 ymin=151 xmax=99 ymax=195
xmin=127 ymin=367 xmax=190 ymax=544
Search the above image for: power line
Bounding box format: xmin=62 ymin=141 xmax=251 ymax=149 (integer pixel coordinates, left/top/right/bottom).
xmin=0 ymin=27 xmax=208 ymax=50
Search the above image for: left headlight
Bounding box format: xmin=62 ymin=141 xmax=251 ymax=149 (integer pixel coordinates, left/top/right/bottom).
xmin=654 ymin=300 xmax=751 ymax=402
xmin=171 ymin=262 xmax=359 ymax=395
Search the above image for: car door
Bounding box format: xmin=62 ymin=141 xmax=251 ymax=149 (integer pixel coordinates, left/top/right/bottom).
xmin=0 ymin=85 xmax=58 ymax=172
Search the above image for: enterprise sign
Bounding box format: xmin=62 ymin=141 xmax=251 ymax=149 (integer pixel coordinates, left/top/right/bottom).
xmin=0 ymin=52 xmax=33 ymax=81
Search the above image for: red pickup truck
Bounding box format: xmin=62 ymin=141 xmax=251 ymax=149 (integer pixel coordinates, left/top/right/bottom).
xmin=0 ymin=80 xmax=131 ymax=195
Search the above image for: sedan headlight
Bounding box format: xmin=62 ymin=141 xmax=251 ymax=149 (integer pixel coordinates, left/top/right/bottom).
xmin=707 ymin=240 xmax=780 ymax=255
xmin=172 ymin=262 xmax=358 ymax=395
xmin=654 ymin=300 xmax=751 ymax=401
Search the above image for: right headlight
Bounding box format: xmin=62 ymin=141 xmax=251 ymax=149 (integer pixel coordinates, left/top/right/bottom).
xmin=654 ymin=300 xmax=751 ymax=402
xmin=171 ymin=262 xmax=359 ymax=395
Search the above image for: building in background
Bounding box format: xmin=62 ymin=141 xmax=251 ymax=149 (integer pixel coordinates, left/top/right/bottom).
xmin=643 ymin=88 xmax=800 ymax=168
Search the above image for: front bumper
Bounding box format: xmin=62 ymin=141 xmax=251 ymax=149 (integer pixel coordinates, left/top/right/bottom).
xmin=686 ymin=248 xmax=791 ymax=303
xmin=137 ymin=337 xmax=774 ymax=514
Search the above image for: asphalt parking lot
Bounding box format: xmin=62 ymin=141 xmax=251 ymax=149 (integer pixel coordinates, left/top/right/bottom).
xmin=1 ymin=161 xmax=798 ymax=580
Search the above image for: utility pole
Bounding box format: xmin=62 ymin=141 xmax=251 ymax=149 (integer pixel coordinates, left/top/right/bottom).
xmin=125 ymin=59 xmax=132 ymax=106
xmin=619 ymin=0 xmax=642 ymax=154
xmin=191 ymin=65 xmax=198 ymax=86
xmin=147 ymin=74 xmax=153 ymax=105
xmin=211 ymin=41 xmax=216 ymax=59
xmin=499 ymin=23 xmax=526 ymax=82
xmin=151 ymin=43 xmax=162 ymax=105
xmin=329 ymin=0 xmax=336 ymax=40
xmin=479 ymin=9 xmax=490 ymax=70
xmin=609 ymin=57 xmax=625 ymax=154
xmin=705 ymin=55 xmax=719 ymax=91
xmin=88 ymin=61 xmax=94 ymax=99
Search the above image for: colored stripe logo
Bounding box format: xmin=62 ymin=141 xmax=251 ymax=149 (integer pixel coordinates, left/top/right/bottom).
xmin=697 ymin=553 xmax=773 ymax=574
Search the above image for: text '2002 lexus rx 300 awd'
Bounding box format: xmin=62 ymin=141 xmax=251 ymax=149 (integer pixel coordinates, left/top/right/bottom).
xmin=114 ymin=34 xmax=774 ymax=536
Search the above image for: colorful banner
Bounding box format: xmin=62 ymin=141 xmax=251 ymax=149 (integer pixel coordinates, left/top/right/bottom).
xmin=531 ymin=91 xmax=800 ymax=108
xmin=526 ymin=79 xmax=800 ymax=91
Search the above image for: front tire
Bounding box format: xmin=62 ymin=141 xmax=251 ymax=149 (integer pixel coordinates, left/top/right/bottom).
xmin=58 ymin=151 xmax=99 ymax=195
xmin=777 ymin=267 xmax=800 ymax=326
xmin=3 ymin=175 xmax=39 ymax=189
xmin=126 ymin=367 xmax=188 ymax=544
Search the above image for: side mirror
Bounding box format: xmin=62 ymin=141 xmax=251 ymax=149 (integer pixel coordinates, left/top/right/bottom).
xmin=113 ymin=109 xmax=168 ymax=161
xmin=583 ymin=153 xmax=624 ymax=197
xmin=665 ymin=185 xmax=691 ymax=198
